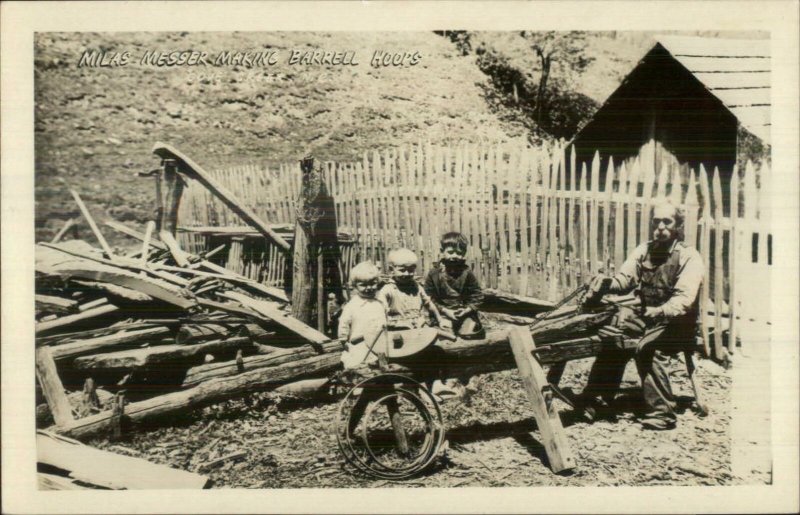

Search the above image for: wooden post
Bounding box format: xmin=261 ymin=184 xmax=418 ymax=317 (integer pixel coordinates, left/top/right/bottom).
xmin=35 ymin=347 xmax=75 ymax=427
xmin=160 ymin=159 xmax=186 ymax=236
xmin=508 ymin=327 xmax=576 ymax=473
xmin=291 ymin=156 xmax=344 ymax=329
xmin=140 ymin=221 xmax=155 ymax=266
xmin=152 ymin=142 xmax=290 ymax=252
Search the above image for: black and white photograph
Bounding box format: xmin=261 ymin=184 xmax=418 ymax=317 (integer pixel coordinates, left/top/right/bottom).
xmin=2 ymin=1 xmax=798 ymax=513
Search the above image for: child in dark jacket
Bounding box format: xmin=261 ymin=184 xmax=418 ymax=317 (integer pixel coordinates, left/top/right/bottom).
xmin=424 ymin=232 xmax=485 ymax=339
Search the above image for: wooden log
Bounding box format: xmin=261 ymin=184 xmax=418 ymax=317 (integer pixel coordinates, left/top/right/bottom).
xmin=35 ymin=294 xmax=78 ymax=315
xmin=70 ymin=189 xmax=118 ymax=262
xmin=71 ymin=280 xmax=153 ymax=302
xmin=152 ymin=142 xmax=290 ymax=252
xmin=36 ymin=303 xmax=120 ymax=334
xmin=73 ymin=336 xmax=255 ymax=372
xmin=36 ymin=347 xmax=75 ymax=427
xmin=182 ymin=340 xmax=343 ymax=387
xmin=37 ymin=430 xmax=210 ymax=489
xmin=508 ymin=326 xmax=576 ymax=473
xmin=59 ymin=351 xmax=343 ymax=440
xmin=49 ymin=327 xmax=172 ymax=361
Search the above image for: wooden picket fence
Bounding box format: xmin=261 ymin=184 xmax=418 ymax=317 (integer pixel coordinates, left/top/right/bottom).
xmin=177 ymin=142 xmax=772 ymax=361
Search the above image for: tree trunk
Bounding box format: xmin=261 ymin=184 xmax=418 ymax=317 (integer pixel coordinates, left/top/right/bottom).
xmin=536 ymin=54 xmax=552 ymax=129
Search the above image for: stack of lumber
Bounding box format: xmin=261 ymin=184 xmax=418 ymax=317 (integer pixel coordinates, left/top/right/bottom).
xmin=36 ymin=210 xmax=342 ymax=439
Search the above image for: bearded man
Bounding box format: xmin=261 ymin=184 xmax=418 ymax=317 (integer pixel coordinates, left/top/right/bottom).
xmin=581 ymin=200 xmax=705 ymax=430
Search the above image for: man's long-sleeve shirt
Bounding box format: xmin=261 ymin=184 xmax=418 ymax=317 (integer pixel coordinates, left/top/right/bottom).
xmin=608 ymin=240 xmax=704 ymax=319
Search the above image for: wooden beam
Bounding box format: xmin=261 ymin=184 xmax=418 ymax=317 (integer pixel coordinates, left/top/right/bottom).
xmin=35 ymin=347 xmax=75 ymax=427
xmin=105 ymin=220 xmax=167 ymax=250
xmin=160 ymin=159 xmax=185 ymax=235
xmin=50 ymin=326 xmax=172 ymax=361
xmin=140 ymin=221 xmax=155 ymax=265
xmin=36 ymin=303 xmax=120 ymax=334
xmin=152 ymin=142 xmax=291 ymax=252
xmin=159 ymin=230 xmax=190 ymax=267
xmin=37 ymin=430 xmax=210 ymax=489
xmin=223 ymin=291 xmax=329 ymax=345
xmin=73 ymin=336 xmax=254 ymax=372
xmin=508 ymin=326 xmax=575 ymax=474
xmin=35 ymin=294 xmax=78 ymax=314
xmin=69 ymin=189 xmax=118 ymax=262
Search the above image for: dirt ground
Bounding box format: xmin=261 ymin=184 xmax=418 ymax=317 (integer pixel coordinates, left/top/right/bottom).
xmin=87 ymin=335 xmax=771 ymax=488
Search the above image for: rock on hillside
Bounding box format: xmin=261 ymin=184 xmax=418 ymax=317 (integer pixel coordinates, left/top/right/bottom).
xmin=34 ymin=32 xmax=529 ymax=243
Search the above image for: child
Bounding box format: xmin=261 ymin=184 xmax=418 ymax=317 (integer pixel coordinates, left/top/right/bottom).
xmin=338 ymin=261 xmax=389 ymax=370
xmin=377 ymin=248 xmax=445 ymax=330
xmin=424 ymin=232 xmax=485 ymax=339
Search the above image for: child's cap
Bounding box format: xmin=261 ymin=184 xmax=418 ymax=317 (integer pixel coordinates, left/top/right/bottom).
xmin=387 ymin=248 xmax=418 ymax=267
xmin=349 ymin=261 xmax=380 ymax=285
xmin=440 ymin=232 xmax=469 ymax=253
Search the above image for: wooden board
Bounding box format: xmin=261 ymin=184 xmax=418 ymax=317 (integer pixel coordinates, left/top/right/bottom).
xmin=35 ymin=347 xmax=75 ymax=427
xmin=508 ymin=327 xmax=576 ymax=473
xmin=152 ymin=142 xmax=291 ymax=252
xmin=37 ymin=431 xmax=210 ymax=489
xmin=50 ymin=326 xmax=172 ymax=360
xmin=223 ymin=291 xmax=329 ymax=345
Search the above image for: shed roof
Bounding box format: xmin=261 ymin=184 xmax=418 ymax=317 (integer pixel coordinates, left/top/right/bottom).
xmin=572 ymin=36 xmax=771 ymax=145
xmin=655 ymin=36 xmax=770 ymax=143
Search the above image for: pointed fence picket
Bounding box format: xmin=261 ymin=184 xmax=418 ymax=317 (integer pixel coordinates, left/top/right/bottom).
xmin=176 ymin=143 xmax=772 ymax=361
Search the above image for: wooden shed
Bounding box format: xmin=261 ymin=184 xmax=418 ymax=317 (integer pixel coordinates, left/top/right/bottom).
xmin=568 ymin=35 xmax=770 ymax=208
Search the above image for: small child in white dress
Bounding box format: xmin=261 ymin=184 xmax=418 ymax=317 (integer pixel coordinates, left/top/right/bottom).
xmin=338 ymin=261 xmax=389 ymax=370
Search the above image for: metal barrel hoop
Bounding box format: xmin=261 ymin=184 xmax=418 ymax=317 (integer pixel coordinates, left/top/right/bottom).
xmin=335 ymin=373 xmax=445 ymax=479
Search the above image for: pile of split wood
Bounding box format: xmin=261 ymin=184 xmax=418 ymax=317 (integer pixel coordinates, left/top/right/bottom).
xmin=36 ymin=195 xmax=344 ymax=440
xmin=36 ymin=190 xmax=621 ymax=446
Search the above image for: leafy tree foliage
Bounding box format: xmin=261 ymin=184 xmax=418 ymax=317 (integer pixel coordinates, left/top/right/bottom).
xmin=519 ymin=31 xmax=595 ymax=130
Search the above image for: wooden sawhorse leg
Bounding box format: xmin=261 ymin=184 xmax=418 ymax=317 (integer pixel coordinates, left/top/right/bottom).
xmin=508 ymin=327 xmax=576 ymax=474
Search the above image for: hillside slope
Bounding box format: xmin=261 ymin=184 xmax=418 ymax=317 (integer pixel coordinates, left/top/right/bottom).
xmin=34 ymin=32 xmax=530 ymax=242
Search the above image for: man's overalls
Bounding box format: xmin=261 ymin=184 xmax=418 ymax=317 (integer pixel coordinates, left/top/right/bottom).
xmin=585 ymin=242 xmax=700 ymax=423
